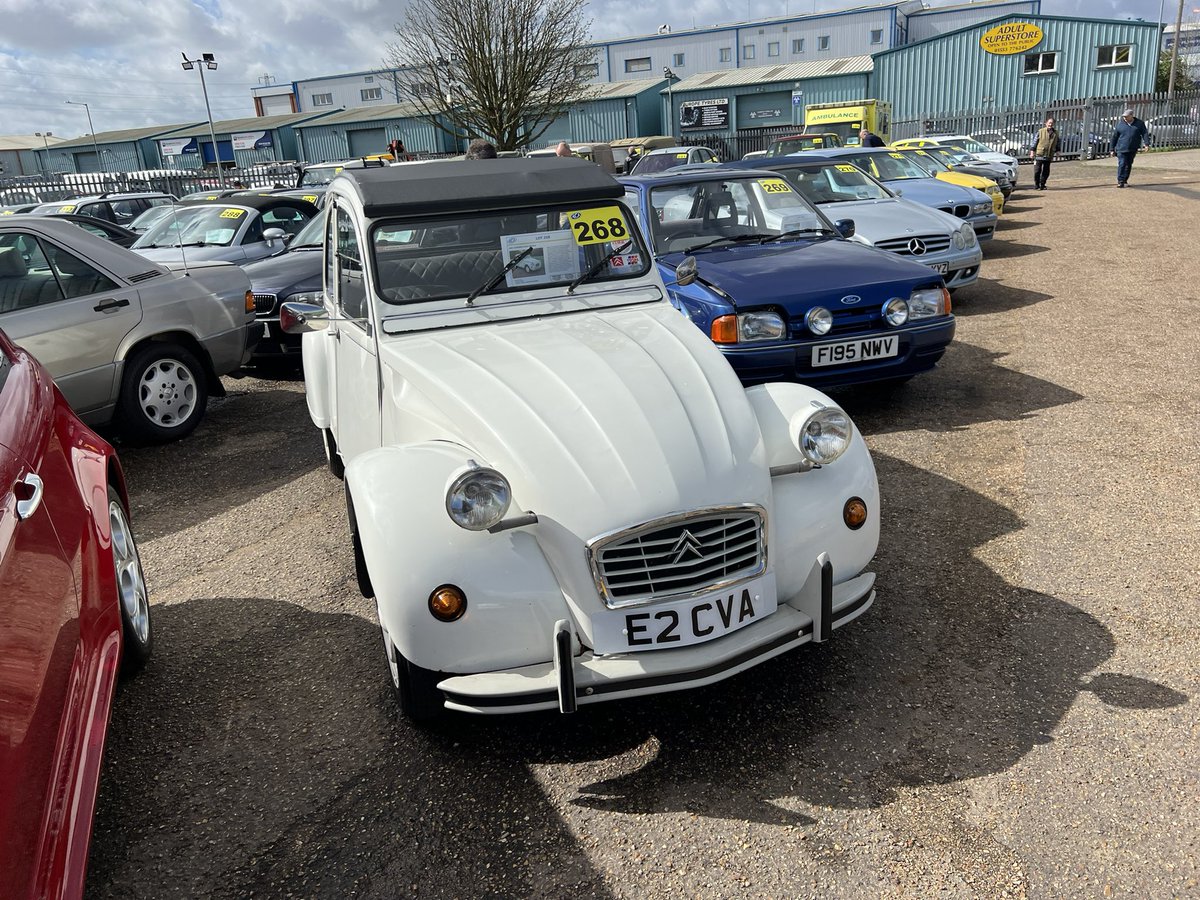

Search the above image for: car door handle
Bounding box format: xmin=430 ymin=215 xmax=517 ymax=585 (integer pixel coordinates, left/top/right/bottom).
xmin=15 ymin=471 xmax=44 ymax=520
xmin=94 ymin=297 xmax=130 ymax=313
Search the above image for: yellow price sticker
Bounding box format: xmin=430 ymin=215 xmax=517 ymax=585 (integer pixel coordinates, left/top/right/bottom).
xmin=758 ymin=178 xmax=793 ymax=194
xmin=219 ymin=208 xmax=245 ymax=219
xmin=567 ymin=206 xmax=630 ymax=245
xmin=202 ymin=195 xmax=218 ymax=200
xmin=302 ymin=195 xmax=318 ymax=204
xmin=835 ymin=164 xmax=859 ymax=173
xmin=888 ymin=152 xmax=904 ymax=159
xmin=334 ymin=166 xmax=344 ymax=174
xmin=58 ymin=205 xmax=76 ymax=213
xmin=812 ymin=138 xmax=823 ymax=144
xmin=675 ymin=152 xmax=688 ymax=159
xmin=915 ymin=150 xmax=929 ymax=155
xmin=1 ymin=210 xmax=14 ymax=216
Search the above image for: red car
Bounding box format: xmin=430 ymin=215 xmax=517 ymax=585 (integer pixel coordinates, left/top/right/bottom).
xmin=0 ymin=327 xmax=151 ymax=900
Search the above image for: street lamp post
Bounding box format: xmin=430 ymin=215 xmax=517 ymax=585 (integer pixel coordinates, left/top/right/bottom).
xmin=34 ymin=131 xmax=53 ymax=175
xmin=65 ymin=101 xmax=101 ymax=172
xmin=181 ymin=52 xmax=226 ymax=188
xmin=663 ymin=67 xmax=678 ymax=139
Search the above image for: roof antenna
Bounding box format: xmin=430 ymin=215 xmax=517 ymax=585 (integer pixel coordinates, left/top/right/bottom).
xmin=167 ymin=200 xmax=191 ymax=277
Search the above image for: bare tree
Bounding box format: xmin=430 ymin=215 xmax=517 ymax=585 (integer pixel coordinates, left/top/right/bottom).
xmin=386 ymin=0 xmax=597 ymax=151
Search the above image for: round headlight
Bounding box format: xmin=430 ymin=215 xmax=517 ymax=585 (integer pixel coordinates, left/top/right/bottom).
xmin=805 ymin=306 xmax=832 ymax=335
xmin=883 ymin=297 xmax=909 ymax=326
xmin=952 ymin=229 xmax=966 ymax=250
xmin=960 ymin=224 xmax=976 ymax=247
xmin=799 ymin=407 xmax=853 ymax=465
xmin=446 ymin=467 xmax=511 ymax=531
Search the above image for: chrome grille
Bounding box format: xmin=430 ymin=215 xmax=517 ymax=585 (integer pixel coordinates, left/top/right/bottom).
xmin=588 ymin=506 xmax=766 ymax=609
xmin=875 ymin=234 xmax=952 ymax=255
xmin=253 ymin=292 xmax=278 ymax=315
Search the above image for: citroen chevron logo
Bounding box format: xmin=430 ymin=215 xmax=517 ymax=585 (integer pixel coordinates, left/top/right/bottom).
xmin=670 ymin=530 xmax=705 ymax=564
xmin=907 ymin=238 xmax=928 ymax=255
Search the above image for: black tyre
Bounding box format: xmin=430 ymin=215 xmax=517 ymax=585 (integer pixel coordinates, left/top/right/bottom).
xmin=108 ymin=487 xmax=152 ymax=675
xmin=118 ymin=343 xmax=208 ymax=443
xmin=382 ymin=626 xmax=445 ymax=723
xmin=323 ymin=428 xmax=345 ymax=479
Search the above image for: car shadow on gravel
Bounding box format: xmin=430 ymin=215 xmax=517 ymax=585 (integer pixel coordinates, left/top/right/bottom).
xmin=981 ymin=240 xmax=1049 ymax=260
xmin=835 ymin=341 xmax=1082 ymax=435
xmin=948 ymin=277 xmax=1054 ymax=315
xmin=111 ymin=381 xmax=324 ymax=541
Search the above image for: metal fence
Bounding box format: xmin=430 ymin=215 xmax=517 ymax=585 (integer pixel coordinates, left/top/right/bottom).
xmin=671 ymin=88 xmax=1200 ymax=162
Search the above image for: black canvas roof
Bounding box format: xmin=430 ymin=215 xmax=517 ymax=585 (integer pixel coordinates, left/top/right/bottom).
xmin=344 ymin=158 xmax=623 ymax=218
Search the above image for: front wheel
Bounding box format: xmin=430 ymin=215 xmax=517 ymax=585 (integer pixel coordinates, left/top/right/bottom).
xmin=108 ymin=487 xmax=152 ymax=675
xmin=381 ymin=622 xmax=444 ymax=722
xmin=118 ymin=343 xmax=208 ymax=443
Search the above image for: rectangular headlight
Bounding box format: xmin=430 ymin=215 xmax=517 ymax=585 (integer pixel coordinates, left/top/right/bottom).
xmin=738 ymin=311 xmax=786 ymax=342
xmin=909 ymin=288 xmax=948 ymax=320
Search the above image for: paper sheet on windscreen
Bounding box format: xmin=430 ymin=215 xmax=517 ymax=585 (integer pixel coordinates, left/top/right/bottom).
xmin=501 ymin=231 xmax=581 ymax=288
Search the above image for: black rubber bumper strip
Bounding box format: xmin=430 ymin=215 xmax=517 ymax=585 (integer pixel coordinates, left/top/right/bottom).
xmin=441 ymin=590 xmax=873 ymax=710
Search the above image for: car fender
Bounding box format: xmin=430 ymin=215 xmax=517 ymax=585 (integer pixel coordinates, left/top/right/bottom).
xmin=346 ymin=441 xmax=568 ymax=673
xmin=743 ymin=382 xmax=880 ymax=603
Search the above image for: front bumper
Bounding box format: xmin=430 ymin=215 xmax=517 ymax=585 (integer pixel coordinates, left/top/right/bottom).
xmin=252 ymin=318 xmax=303 ymax=359
xmin=968 ymin=211 xmax=998 ymax=241
xmin=438 ymin=570 xmax=875 ymax=714
xmin=719 ymin=317 xmax=956 ymax=388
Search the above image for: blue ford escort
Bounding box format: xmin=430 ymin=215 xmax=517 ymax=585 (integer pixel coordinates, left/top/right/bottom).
xmin=620 ymin=167 xmax=956 ymax=389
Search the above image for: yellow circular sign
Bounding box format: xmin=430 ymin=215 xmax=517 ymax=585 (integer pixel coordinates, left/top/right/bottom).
xmin=980 ymin=21 xmax=1044 ymax=55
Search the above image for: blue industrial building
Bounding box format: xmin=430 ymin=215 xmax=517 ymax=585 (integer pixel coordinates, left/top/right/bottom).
xmin=39 ymin=123 xmax=201 ymax=174
xmin=151 ymin=112 xmax=335 ymax=169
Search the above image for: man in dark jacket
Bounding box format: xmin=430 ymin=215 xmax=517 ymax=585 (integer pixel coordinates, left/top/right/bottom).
xmin=859 ymin=129 xmax=886 ymax=148
xmin=1111 ymin=109 xmax=1148 ymax=188
xmin=1031 ymin=116 xmax=1060 ymax=190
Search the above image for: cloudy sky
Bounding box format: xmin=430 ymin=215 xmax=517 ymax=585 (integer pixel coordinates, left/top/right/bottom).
xmin=0 ymin=0 xmax=1177 ymax=139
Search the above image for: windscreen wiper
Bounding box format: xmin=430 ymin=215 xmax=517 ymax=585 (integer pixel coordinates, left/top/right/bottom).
xmin=465 ymin=246 xmax=533 ymax=306
xmin=686 ymin=233 xmax=773 ymax=253
xmin=566 ymin=240 xmax=633 ymax=294
xmin=758 ymin=228 xmax=838 ymax=243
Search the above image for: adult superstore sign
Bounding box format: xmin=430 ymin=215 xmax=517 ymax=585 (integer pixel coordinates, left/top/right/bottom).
xmin=979 ymin=21 xmax=1044 ymax=55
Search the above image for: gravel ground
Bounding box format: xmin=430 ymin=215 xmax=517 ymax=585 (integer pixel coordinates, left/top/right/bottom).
xmin=85 ymin=156 xmax=1200 ymax=899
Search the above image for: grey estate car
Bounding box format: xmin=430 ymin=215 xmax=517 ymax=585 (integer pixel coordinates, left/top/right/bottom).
xmin=0 ymin=217 xmax=257 ymax=441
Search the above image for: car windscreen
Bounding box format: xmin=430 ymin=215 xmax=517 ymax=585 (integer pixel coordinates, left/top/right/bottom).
xmin=838 ymin=151 xmax=931 ymax=182
xmin=300 ymin=167 xmax=338 ymax=186
xmin=904 ymin=150 xmax=950 ymax=174
xmin=632 ymin=152 xmax=691 ymax=174
xmin=648 ymin=175 xmax=832 ymax=255
xmin=370 ymin=200 xmax=651 ymax=306
xmin=290 ymin=211 xmax=326 ymax=248
xmin=129 ymin=204 xmax=177 ymax=233
xmin=29 ymin=202 xmax=81 ymax=216
xmin=780 ymin=164 xmax=892 ymax=204
xmin=132 ymin=205 xmax=249 ymax=249
xmin=952 ymin=138 xmax=993 ymax=155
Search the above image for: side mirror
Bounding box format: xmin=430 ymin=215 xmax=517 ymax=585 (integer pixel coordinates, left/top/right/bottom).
xmin=279 ymin=301 xmax=328 ymax=334
xmin=834 ymin=218 xmax=855 ymax=239
xmin=263 ymin=226 xmax=286 ymax=246
xmin=892 ymin=188 xmax=903 ymax=198
xmin=672 ymin=255 xmax=698 ymax=287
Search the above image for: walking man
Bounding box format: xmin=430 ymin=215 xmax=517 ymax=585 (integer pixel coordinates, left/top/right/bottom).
xmin=1111 ymin=109 xmax=1148 ymax=188
xmin=1031 ymin=116 xmax=1060 ymax=190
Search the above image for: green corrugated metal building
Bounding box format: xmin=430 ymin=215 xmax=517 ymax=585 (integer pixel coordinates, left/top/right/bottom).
xmin=873 ymin=13 xmax=1159 ymax=119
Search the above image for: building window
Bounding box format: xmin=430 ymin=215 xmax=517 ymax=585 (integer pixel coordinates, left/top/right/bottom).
xmin=743 ymin=44 xmax=756 ymax=60
xmin=625 ymin=57 xmax=652 ymax=73
xmin=792 ymin=38 xmax=805 ymax=53
xmin=673 ymin=53 xmax=685 ymax=66
xmin=312 ymin=93 xmax=333 ymax=106
xmin=1023 ymin=51 xmax=1059 ymax=75
xmin=361 ymin=87 xmax=382 ymax=101
xmin=1096 ymin=44 xmax=1132 ymax=67
xmin=768 ymin=42 xmax=780 ymax=57
xmin=720 ymin=47 xmax=732 ymax=62
xmin=411 ymin=82 xmax=438 ymax=98
xmin=817 ymin=35 xmax=830 ymax=51
xmin=576 ymin=63 xmax=599 ymax=78
xmin=364 ymin=75 xmax=374 ymax=83
xmin=870 ymin=29 xmax=883 ymax=45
